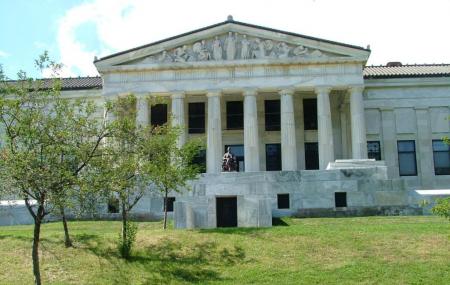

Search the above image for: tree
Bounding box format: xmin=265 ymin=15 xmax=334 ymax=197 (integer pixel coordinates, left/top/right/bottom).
xmin=92 ymin=94 xmax=151 ymax=258
xmin=143 ymin=124 xmax=204 ymax=229
xmin=0 ymin=55 xmax=110 ymax=285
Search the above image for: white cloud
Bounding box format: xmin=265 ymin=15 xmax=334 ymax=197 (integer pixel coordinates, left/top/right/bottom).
xmin=0 ymin=50 xmax=10 ymax=58
xmin=55 ymin=0 xmax=450 ymax=77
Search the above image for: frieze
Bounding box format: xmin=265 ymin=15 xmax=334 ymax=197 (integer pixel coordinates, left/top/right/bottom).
xmin=124 ymin=32 xmax=346 ymax=65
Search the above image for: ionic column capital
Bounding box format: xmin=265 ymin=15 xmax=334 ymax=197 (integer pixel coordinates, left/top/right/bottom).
xmin=279 ymin=88 xmax=295 ymax=96
xmin=349 ymin=85 xmax=365 ymax=94
xmin=171 ymin=91 xmax=186 ymax=99
xmin=206 ymin=90 xmax=222 ymax=98
xmin=315 ymin=86 xmax=332 ymax=95
xmin=243 ymin=89 xmax=258 ymax=97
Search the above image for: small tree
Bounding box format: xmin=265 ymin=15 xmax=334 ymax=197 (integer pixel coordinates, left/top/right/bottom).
xmin=0 ymin=55 xmax=110 ymax=285
xmin=143 ymin=126 xmax=203 ymax=229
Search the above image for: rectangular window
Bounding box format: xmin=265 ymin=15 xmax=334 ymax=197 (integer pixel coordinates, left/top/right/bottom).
xmin=305 ymin=142 xmax=319 ymax=170
xmin=303 ymin=99 xmax=318 ymax=130
xmin=151 ymin=104 xmax=167 ymax=126
xmin=335 ymin=192 xmax=347 ymax=207
xmin=265 ymin=100 xmax=280 ymax=131
xmin=397 ymin=140 xmax=417 ymax=176
xmin=433 ymin=140 xmax=450 ymax=175
xmin=165 ymin=197 xmax=176 ymax=212
xmin=277 ymin=194 xmax=290 ymax=209
xmin=266 ymin=144 xmax=282 ymax=171
xmin=226 ymin=101 xmax=244 ymax=130
xmin=188 ymin=102 xmax=205 ymax=133
xmin=191 ymin=149 xmax=207 ymax=173
xmin=107 ymin=198 xmax=119 ymax=214
xmin=368 ymin=141 xmax=381 ymax=160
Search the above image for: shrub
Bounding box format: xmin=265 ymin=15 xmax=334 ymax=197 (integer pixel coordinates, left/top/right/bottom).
xmin=118 ymin=221 xmax=138 ymax=258
xmin=431 ymin=198 xmax=450 ymax=220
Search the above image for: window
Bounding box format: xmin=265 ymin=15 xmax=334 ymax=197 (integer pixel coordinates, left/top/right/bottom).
xmin=368 ymin=141 xmax=381 ymax=160
xmin=225 ymin=145 xmax=244 ymax=172
xmin=335 ymin=192 xmax=347 ymax=207
xmin=277 ymin=194 xmax=290 ymax=209
xmin=266 ymin=144 xmax=282 ymax=171
xmin=107 ymin=198 xmax=119 ymax=214
xmin=165 ymin=197 xmax=176 ymax=212
xmin=397 ymin=140 xmax=417 ymax=176
xmin=151 ymin=104 xmax=167 ymax=126
xmin=303 ymin=99 xmax=317 ymax=130
xmin=265 ymin=100 xmax=280 ymax=131
xmin=188 ymin=102 xmax=205 ymax=133
xmin=433 ymin=140 xmax=450 ymax=175
xmin=191 ymin=149 xmax=207 ymax=173
xmin=226 ymin=101 xmax=243 ymax=130
xmin=305 ymin=142 xmax=319 ymax=170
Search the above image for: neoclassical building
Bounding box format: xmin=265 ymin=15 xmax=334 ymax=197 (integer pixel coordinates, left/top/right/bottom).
xmin=3 ymin=17 xmax=450 ymax=227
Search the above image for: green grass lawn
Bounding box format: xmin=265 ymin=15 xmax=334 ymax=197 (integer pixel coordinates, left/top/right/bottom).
xmin=0 ymin=216 xmax=449 ymax=284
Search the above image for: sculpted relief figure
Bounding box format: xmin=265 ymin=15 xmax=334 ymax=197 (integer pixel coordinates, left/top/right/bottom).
xmin=293 ymin=45 xmax=308 ymax=57
xmin=212 ymin=36 xmax=223 ymax=60
xmin=252 ymin=38 xmax=266 ymax=59
xmin=173 ymin=45 xmax=189 ymax=62
xmin=240 ymin=35 xmax=250 ymax=59
xmin=222 ymin=147 xmax=237 ymax=172
xmin=277 ymin=42 xmax=291 ymax=59
xmin=225 ymin=32 xmax=236 ymax=60
xmin=193 ymin=40 xmax=210 ymax=61
xmin=159 ymin=50 xmax=173 ymax=63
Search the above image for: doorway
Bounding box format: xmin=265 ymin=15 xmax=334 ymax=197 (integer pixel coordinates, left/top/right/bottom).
xmin=216 ymin=197 xmax=237 ymax=227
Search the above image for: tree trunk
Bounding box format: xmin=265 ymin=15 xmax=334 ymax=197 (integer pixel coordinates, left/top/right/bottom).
xmin=60 ymin=206 xmax=72 ymax=247
xmin=32 ymin=205 xmax=44 ymax=285
xmin=163 ymin=188 xmax=168 ymax=230
xmin=121 ymin=201 xmax=127 ymax=249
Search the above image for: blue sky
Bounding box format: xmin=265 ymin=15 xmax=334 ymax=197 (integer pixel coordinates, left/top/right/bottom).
xmin=1 ymin=0 xmax=449 ymax=79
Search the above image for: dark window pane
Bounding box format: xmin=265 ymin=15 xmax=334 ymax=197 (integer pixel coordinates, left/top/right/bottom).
xmin=151 ymin=104 xmax=167 ymax=126
xmin=226 ymin=101 xmax=243 ymax=130
xmin=191 ymin=149 xmax=206 ymax=173
xmin=188 ymin=102 xmax=205 ymax=133
xmin=225 ymin=145 xmax=244 ymax=172
xmin=305 ymin=142 xmax=319 ymax=170
xmin=397 ymin=140 xmax=417 ymax=176
xmin=303 ymin=99 xmax=318 ymax=130
xmin=266 ymin=144 xmax=282 ymax=171
xmin=107 ymin=198 xmax=119 ymax=213
xmin=367 ymin=141 xmax=381 ymax=160
xmin=335 ymin=192 xmax=347 ymax=207
xmin=165 ymin=197 xmax=175 ymax=212
xmin=277 ymin=194 xmax=290 ymax=209
xmin=433 ymin=140 xmax=450 ymax=175
xmin=265 ymin=100 xmax=280 ymax=131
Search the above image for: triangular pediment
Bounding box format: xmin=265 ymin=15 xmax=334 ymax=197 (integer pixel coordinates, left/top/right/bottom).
xmin=94 ymin=19 xmax=370 ymax=71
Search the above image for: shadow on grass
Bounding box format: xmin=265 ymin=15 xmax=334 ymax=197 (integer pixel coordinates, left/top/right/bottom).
xmin=199 ymin=217 xmax=290 ymax=235
xmin=73 ymin=232 xmax=245 ymax=284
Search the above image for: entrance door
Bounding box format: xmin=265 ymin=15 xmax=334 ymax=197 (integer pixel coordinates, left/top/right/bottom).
xmin=216 ymin=197 xmax=237 ymax=227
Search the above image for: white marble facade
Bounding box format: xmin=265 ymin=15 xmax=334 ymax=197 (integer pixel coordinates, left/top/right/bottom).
xmin=89 ymin=19 xmax=450 ymax=227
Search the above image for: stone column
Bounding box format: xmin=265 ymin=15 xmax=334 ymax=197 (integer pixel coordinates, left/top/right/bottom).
xmin=381 ymin=108 xmax=399 ymax=178
xmin=316 ymin=87 xmax=334 ymax=169
xmin=280 ymin=89 xmax=298 ymax=171
xmin=415 ymin=107 xmax=434 ymax=188
xmin=243 ymin=89 xmax=260 ymax=172
xmin=206 ymin=91 xmax=222 ymax=173
xmin=349 ymin=86 xmax=368 ymax=159
xmin=136 ymin=97 xmax=150 ymax=127
xmin=171 ymin=92 xmax=186 ymax=148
